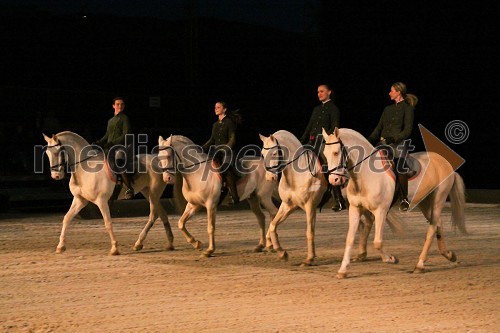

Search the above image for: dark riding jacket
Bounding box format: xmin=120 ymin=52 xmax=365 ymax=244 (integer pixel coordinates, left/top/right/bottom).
xmin=300 ymin=100 xmax=340 ymax=144
xmin=96 ymin=112 xmax=131 ymax=148
xmin=202 ymin=116 xmax=237 ymax=150
xmin=368 ymin=100 xmax=414 ymax=145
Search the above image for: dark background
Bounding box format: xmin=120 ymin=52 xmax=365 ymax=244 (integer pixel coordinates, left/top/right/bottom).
xmin=0 ymin=1 xmax=497 ymax=189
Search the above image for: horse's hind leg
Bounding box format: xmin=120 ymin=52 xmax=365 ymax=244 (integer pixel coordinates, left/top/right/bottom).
xmin=56 ymin=196 xmax=88 ymax=253
xmin=259 ymin=194 xmax=278 ymax=251
xmin=178 ymin=202 xmax=202 ymax=250
xmin=247 ymin=193 xmax=267 ymax=252
xmin=133 ymin=189 xmax=158 ymax=251
xmin=157 ymin=201 xmax=175 ymax=251
xmin=95 ymin=199 xmax=119 ymax=255
xmin=414 ymin=195 xmax=454 ymax=273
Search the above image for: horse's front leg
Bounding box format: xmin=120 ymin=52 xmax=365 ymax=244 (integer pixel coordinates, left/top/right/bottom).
xmin=268 ymin=202 xmax=295 ymax=261
xmin=178 ymin=202 xmax=202 ymax=250
xmin=95 ymin=198 xmax=119 ymax=255
xmin=353 ymin=212 xmax=373 ymax=262
xmin=301 ymin=204 xmax=317 ymax=267
xmin=56 ymin=196 xmax=88 ymax=253
xmin=373 ymin=208 xmax=398 ymax=265
xmin=202 ymin=204 xmax=217 ymax=257
xmin=337 ymin=205 xmax=362 ymax=278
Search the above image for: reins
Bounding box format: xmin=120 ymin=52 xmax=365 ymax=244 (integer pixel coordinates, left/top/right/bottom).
xmin=324 ymin=138 xmax=386 ymax=178
xmin=46 ymin=141 xmax=103 ymax=171
xmin=158 ymin=143 xmax=211 ymax=173
xmin=262 ymin=138 xmax=318 ymax=176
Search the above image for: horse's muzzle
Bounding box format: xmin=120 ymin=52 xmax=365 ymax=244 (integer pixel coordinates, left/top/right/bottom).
xmin=163 ymin=173 xmax=175 ymax=184
xmin=329 ymin=174 xmax=347 ymax=186
xmin=51 ymin=171 xmax=64 ymax=180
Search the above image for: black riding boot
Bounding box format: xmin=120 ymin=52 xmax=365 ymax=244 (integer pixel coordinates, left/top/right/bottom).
xmin=398 ymin=173 xmax=409 ymax=211
xmin=331 ymin=185 xmax=347 ymax=212
xmin=224 ymin=169 xmax=240 ymax=204
xmin=121 ymin=172 xmax=135 ymax=200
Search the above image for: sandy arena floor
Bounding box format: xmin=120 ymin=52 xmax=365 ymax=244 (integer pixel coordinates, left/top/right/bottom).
xmin=0 ymin=203 xmax=499 ymax=332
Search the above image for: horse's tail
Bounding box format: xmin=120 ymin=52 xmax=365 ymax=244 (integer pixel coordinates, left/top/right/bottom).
xmin=386 ymin=209 xmax=407 ymax=236
xmin=449 ymin=172 xmax=467 ymax=234
xmin=172 ymin=172 xmax=187 ymax=214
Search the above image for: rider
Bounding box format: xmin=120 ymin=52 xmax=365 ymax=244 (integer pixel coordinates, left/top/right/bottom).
xmin=300 ymin=84 xmax=347 ymax=211
xmin=94 ymin=97 xmax=135 ymax=199
xmin=368 ymin=82 xmax=418 ymax=211
xmin=202 ymin=101 xmax=241 ymax=204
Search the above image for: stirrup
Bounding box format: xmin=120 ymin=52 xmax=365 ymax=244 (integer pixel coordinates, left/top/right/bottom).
xmin=399 ymin=198 xmax=410 ymax=211
xmin=124 ymin=188 xmax=135 ymax=200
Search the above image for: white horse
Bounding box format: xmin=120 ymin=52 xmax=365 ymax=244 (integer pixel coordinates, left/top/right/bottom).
xmin=322 ymin=127 xmax=467 ymax=278
xmin=259 ymin=130 xmax=328 ymax=266
xmin=158 ymin=135 xmax=278 ymax=257
xmin=43 ymin=131 xmax=175 ymax=255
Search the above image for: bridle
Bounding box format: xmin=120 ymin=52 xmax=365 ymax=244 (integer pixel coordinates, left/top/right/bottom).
xmin=158 ymin=140 xmax=211 ymax=174
xmin=262 ymin=138 xmax=316 ymax=175
xmin=324 ymin=139 xmax=348 ymax=177
xmin=46 ymin=140 xmax=101 ymax=173
xmin=324 ymin=138 xmax=386 ymax=178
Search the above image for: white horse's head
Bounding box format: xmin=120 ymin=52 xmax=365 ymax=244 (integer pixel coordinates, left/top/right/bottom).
xmin=43 ymin=133 xmax=67 ymax=180
xmin=322 ymin=127 xmax=348 ymax=186
xmin=158 ymin=135 xmax=176 ymax=184
xmin=259 ymin=133 xmax=283 ymax=182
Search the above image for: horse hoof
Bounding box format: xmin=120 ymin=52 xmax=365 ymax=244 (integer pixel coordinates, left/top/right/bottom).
xmin=265 ymin=246 xmax=275 ymax=253
xmin=109 ymin=249 xmax=120 ymax=256
xmin=55 ymin=246 xmax=66 ymax=254
xmin=166 ymin=245 xmax=175 ymax=251
xmin=388 ymin=255 xmax=399 ymax=264
xmin=253 ymin=245 xmax=265 ymax=253
xmin=413 ymin=266 xmax=425 ymax=274
xmin=278 ymin=251 xmax=289 ymax=261
xmin=133 ymin=244 xmax=143 ymax=251
xmin=448 ymin=251 xmax=457 ymax=262
xmin=336 ymin=272 xmax=347 ymax=279
xmin=192 ymin=240 xmax=202 ymax=250
xmin=352 ymin=252 xmax=367 ymax=262
xmin=202 ymin=251 xmax=213 ymax=258
xmin=300 ymin=260 xmax=315 ymax=267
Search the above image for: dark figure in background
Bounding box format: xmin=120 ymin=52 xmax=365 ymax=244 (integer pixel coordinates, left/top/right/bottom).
xmin=300 ymin=84 xmax=347 ymax=211
xmin=202 ymin=101 xmax=241 ymax=204
xmin=368 ymin=82 xmax=418 ymax=211
xmin=95 ymin=97 xmax=135 ymax=199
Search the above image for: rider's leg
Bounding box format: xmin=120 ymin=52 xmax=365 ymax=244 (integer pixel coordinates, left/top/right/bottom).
xmin=331 ymin=185 xmax=347 ymax=212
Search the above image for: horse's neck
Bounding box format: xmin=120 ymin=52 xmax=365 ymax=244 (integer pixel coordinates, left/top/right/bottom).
xmin=343 ymin=136 xmax=391 ymax=185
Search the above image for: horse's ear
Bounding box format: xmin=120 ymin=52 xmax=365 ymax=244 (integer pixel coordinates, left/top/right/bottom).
xmin=158 ymin=136 xmax=164 ymax=144
xmin=269 ymin=134 xmax=274 ymax=141
xmin=334 ymin=127 xmax=339 ymax=137
xmin=52 ymin=134 xmax=58 ymax=141
xmin=258 ymin=134 xmax=266 ymax=142
xmin=43 ymin=133 xmax=50 ymax=142
xmin=322 ymin=128 xmax=328 ymax=139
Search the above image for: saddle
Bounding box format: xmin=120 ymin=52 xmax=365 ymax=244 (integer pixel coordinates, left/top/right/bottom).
xmin=398 ymin=155 xmax=421 ymax=179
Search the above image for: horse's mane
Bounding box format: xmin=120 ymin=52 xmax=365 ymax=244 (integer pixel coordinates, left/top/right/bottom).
xmin=338 ymin=128 xmax=371 ymax=146
xmin=56 ymin=131 xmax=89 ymax=146
xmin=273 ymin=130 xmax=301 ymax=145
xmin=170 ymin=135 xmax=195 ymax=146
